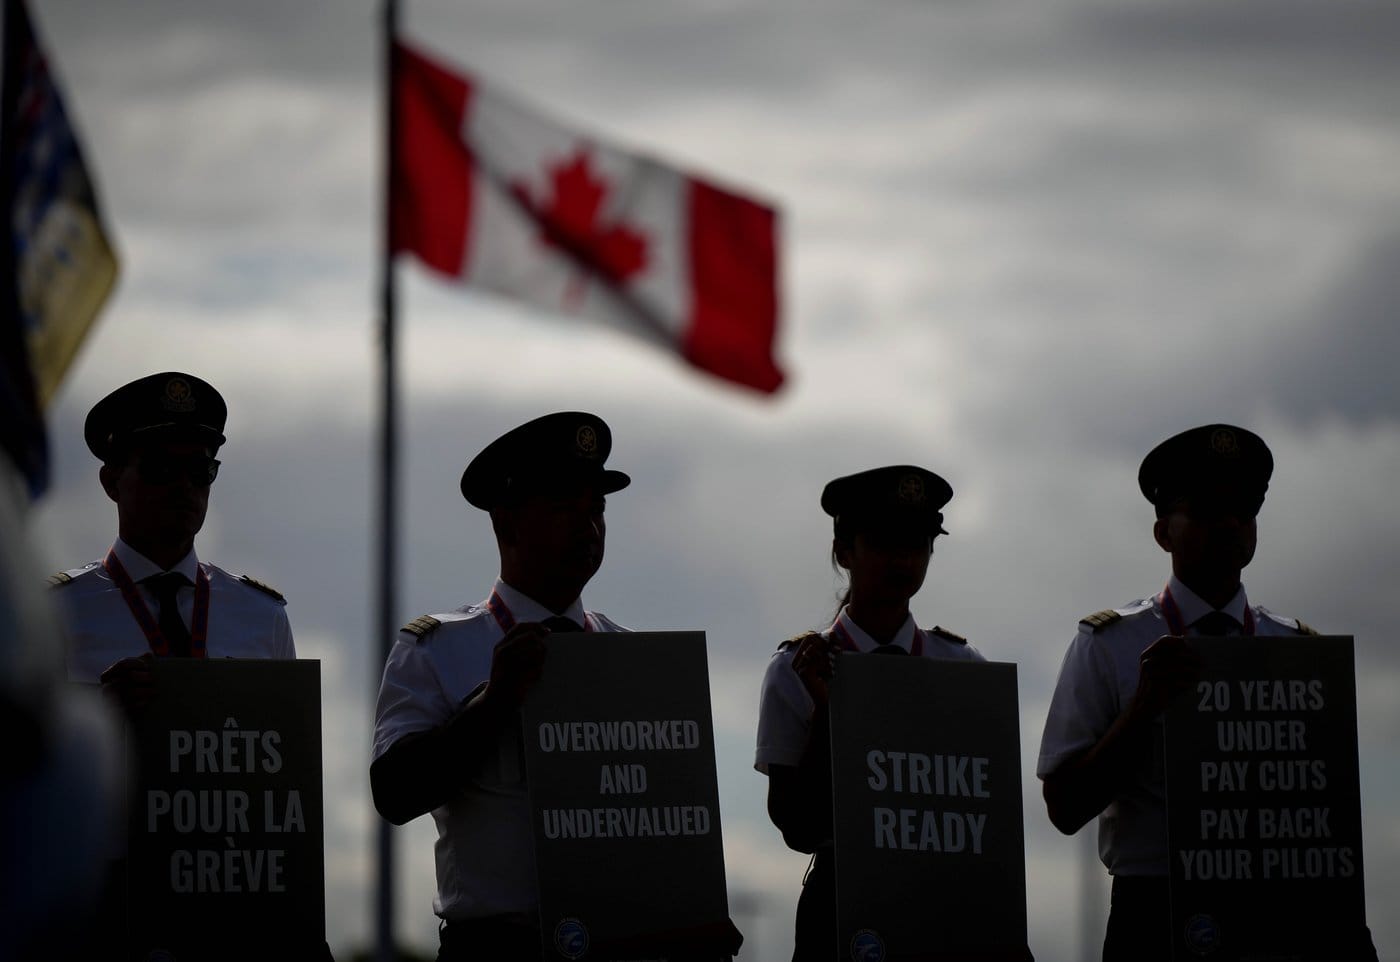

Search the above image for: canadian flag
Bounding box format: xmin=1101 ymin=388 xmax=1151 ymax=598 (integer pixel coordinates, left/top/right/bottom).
xmin=391 ymin=40 xmax=784 ymax=394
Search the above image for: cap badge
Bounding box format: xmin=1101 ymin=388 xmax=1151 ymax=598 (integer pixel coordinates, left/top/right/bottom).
xmin=1210 ymin=428 xmax=1239 ymax=457
xmin=162 ymin=377 xmax=195 ymax=412
xmin=897 ymin=473 xmax=926 ymax=504
xmin=575 ymin=424 xmax=598 ymax=458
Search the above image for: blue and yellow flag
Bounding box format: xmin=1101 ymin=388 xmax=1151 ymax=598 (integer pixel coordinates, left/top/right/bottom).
xmin=1 ymin=0 xmax=118 ymax=496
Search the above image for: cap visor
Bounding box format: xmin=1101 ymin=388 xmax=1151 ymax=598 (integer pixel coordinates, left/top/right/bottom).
xmin=601 ymin=469 xmax=630 ymax=494
xmin=128 ymin=422 xmax=226 ymax=446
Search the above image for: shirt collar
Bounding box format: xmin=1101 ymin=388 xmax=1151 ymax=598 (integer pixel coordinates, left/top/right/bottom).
xmin=833 ymin=607 xmax=918 ymax=653
xmin=1167 ymin=573 xmax=1248 ymax=628
xmin=113 ymin=538 xmax=200 ymax=584
xmin=492 ymin=578 xmax=587 ymax=627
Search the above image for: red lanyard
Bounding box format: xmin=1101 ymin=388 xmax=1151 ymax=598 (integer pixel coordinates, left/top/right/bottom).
xmin=830 ymin=618 xmax=923 ymax=656
xmin=486 ymin=590 xmax=593 ymax=633
xmin=1159 ymin=584 xmax=1254 ymax=637
xmin=103 ymin=548 xmax=211 ymax=658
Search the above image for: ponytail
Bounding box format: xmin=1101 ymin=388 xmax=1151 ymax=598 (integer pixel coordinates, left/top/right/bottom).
xmin=830 ymin=516 xmax=853 ymax=621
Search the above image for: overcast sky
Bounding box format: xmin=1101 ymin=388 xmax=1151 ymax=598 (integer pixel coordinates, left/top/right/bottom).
xmin=21 ymin=0 xmax=1400 ymax=959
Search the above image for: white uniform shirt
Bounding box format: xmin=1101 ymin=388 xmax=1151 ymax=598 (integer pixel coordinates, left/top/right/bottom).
xmin=371 ymin=578 xmax=627 ymax=921
xmin=754 ymin=607 xmax=985 ymax=775
xmin=57 ymin=539 xmax=295 ymax=682
xmin=1036 ymin=574 xmax=1311 ymax=876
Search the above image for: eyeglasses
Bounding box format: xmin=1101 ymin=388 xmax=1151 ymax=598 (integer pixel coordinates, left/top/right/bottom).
xmin=136 ymin=454 xmax=221 ymax=487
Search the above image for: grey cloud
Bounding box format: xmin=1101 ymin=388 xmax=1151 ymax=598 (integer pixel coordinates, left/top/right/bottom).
xmin=41 ymin=0 xmax=375 ymax=90
xmin=1079 ymin=0 xmax=1400 ymax=69
xmin=1264 ymin=231 xmax=1400 ymax=424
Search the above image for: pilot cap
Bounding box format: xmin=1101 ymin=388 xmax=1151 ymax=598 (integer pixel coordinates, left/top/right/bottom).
xmin=1138 ymin=423 xmax=1272 ymax=513
xmin=460 ymin=411 xmax=631 ymax=510
xmin=821 ymin=465 xmax=953 ymax=536
xmin=84 ymin=372 xmax=227 ymax=462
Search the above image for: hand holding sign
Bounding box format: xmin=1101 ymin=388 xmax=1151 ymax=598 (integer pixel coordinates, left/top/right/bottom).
xmin=1134 ymin=635 xmax=1202 ymax=719
xmin=483 ymin=622 xmax=550 ymax=710
xmin=99 ymin=651 xmax=158 ymax=719
xmin=790 ymin=631 xmax=839 ymax=706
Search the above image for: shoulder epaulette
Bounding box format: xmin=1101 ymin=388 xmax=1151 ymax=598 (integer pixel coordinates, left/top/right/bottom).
xmin=238 ymin=575 xmax=286 ymax=603
xmin=929 ymin=625 xmax=967 ymax=645
xmin=49 ymin=561 xmax=99 ymax=587
xmin=776 ymin=630 xmax=819 ymax=653
xmin=402 ymin=615 xmax=442 ymax=640
xmin=1080 ymin=609 xmax=1122 ymax=632
xmin=1256 ymin=606 xmax=1320 ymax=636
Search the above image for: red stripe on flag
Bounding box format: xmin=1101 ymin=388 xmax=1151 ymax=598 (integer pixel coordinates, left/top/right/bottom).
xmin=392 ymin=42 xmax=474 ymax=276
xmin=683 ymin=181 xmax=784 ymax=394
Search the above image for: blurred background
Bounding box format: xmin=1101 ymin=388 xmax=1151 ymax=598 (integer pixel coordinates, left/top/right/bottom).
xmin=16 ymin=0 xmax=1400 ymax=958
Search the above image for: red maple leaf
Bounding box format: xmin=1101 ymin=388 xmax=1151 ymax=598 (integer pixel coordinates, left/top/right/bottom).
xmin=510 ymin=148 xmax=650 ymax=304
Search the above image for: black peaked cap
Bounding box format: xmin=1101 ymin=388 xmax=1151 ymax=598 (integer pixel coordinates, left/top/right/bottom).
xmin=461 ymin=411 xmax=631 ymax=509
xmin=821 ymin=465 xmax=953 ymax=536
xmin=84 ymin=372 xmax=227 ymax=461
xmin=1138 ymin=423 xmax=1273 ymax=508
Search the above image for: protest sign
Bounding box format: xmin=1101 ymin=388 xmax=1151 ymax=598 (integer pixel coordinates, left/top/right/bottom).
xmin=127 ymin=659 xmax=324 ymax=959
xmin=522 ymin=631 xmax=732 ymax=961
xmin=1165 ymin=636 xmax=1368 ymax=961
xmin=830 ymin=656 xmax=1031 ymax=962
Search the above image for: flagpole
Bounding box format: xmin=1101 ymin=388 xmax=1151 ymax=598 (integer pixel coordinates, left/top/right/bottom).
xmin=375 ymin=0 xmax=400 ymax=960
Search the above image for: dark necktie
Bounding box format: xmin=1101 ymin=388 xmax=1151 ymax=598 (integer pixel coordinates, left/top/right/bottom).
xmin=871 ymin=643 xmax=908 ymax=655
xmin=143 ymin=572 xmax=193 ymax=656
xmin=1192 ymin=610 xmax=1238 ymax=637
xmin=541 ymin=615 xmax=584 ymax=633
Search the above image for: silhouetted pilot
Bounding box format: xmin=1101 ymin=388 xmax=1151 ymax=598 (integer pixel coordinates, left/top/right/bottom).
xmin=756 ymin=465 xmax=983 ymax=961
xmin=373 ymin=412 xmax=633 ymax=960
xmin=1038 ymin=423 xmax=1378 ymax=962
xmin=50 ymin=371 xmax=309 ymax=960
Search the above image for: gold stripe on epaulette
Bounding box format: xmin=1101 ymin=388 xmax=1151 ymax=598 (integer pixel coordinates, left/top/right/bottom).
xmin=930 ymin=625 xmax=967 ymax=645
xmin=402 ymin=615 xmax=441 ymax=639
xmin=1081 ymin=609 xmax=1122 ymax=631
xmin=776 ymin=630 xmax=820 ymax=653
xmin=1295 ymin=619 xmax=1319 ymax=636
xmin=239 ymin=575 xmax=285 ymax=603
xmin=48 ymin=572 xmax=73 ymax=587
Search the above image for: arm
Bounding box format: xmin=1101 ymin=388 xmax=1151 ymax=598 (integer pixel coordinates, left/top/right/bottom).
xmin=766 ymin=700 xmax=834 ymax=853
xmin=763 ymin=632 xmax=838 ymax=853
xmin=1042 ymin=634 xmax=1199 ymax=835
xmin=1042 ymin=701 xmax=1156 ymax=835
xmin=371 ymin=685 xmax=514 ymax=824
xmin=371 ymin=621 xmax=548 ymax=825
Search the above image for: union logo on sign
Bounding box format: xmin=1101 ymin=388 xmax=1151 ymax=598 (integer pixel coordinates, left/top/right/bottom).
xmin=1184 ymin=913 xmax=1222 ymax=955
xmin=554 ymin=918 xmax=589 ymax=960
xmin=850 ymin=928 xmax=886 ymax=962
